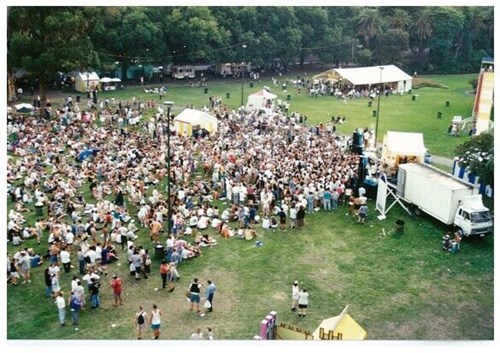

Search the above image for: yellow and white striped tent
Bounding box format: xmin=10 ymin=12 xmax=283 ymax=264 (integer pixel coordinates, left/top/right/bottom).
xmin=173 ymin=108 xmax=218 ymax=137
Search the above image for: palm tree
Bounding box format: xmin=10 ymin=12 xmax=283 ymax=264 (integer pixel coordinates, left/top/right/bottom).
xmin=410 ymin=8 xmax=433 ymax=54
xmin=356 ymin=8 xmax=384 ymax=49
xmin=388 ymin=8 xmax=410 ymax=30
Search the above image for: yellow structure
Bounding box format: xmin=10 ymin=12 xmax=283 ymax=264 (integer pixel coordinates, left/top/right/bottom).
xmin=276 ymin=323 xmax=314 ymax=340
xmin=275 ymin=305 xmax=367 ymax=341
xmin=312 ymin=306 xmax=367 ymax=340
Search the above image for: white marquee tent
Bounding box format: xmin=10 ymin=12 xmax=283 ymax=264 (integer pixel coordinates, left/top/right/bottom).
xmin=74 ymin=71 xmax=100 ymax=93
xmin=334 ymin=65 xmax=412 ymax=93
xmin=174 ymin=108 xmax=218 ymax=136
xmin=246 ymin=89 xmax=277 ymax=109
xmin=381 ymin=131 xmax=427 ymax=173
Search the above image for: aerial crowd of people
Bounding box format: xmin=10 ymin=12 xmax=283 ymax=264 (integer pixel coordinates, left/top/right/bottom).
xmin=6 ymin=88 xmax=370 ymax=338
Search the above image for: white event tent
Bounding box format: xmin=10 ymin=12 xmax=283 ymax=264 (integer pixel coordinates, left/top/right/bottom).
xmin=173 ymin=108 xmax=218 ymax=136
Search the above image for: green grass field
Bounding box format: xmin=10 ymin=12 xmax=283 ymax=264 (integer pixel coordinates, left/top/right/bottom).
xmin=7 ymin=72 xmax=494 ymax=340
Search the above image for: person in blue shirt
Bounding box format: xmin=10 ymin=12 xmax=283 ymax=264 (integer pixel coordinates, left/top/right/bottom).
xmin=205 ymin=280 xmax=216 ymax=313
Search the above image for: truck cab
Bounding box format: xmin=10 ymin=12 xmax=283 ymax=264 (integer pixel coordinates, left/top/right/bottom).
xmin=454 ymin=195 xmax=493 ymax=236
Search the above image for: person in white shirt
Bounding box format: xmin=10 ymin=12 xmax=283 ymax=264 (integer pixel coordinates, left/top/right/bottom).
xmin=291 ymin=280 xmax=300 ymax=312
xmin=55 ymin=291 xmax=66 ymax=326
xmin=297 ymin=288 xmax=309 ymax=317
xmin=59 ymin=248 xmax=71 ymax=273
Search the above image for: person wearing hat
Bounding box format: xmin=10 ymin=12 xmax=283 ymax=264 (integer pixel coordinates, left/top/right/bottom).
xmin=291 ymin=280 xmax=300 ymax=312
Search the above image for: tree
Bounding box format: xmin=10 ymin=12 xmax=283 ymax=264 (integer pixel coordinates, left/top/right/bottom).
xmin=166 ymin=7 xmax=229 ymax=64
xmin=8 ymin=7 xmax=97 ymax=116
xmin=377 ymin=28 xmax=409 ymax=66
xmin=455 ymin=132 xmax=494 ymax=188
xmin=388 ymin=8 xmax=411 ymax=30
xmin=410 ymin=8 xmax=433 ymax=54
xmin=356 ymin=8 xmax=385 ymax=49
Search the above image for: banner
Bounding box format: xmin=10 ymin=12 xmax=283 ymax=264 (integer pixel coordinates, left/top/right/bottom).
xmin=376 ymin=173 xmax=388 ymax=215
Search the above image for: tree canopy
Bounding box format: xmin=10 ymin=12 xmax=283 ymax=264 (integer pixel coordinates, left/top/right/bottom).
xmin=8 ymin=6 xmax=494 ymax=88
xmin=455 ymin=132 xmax=494 ymax=188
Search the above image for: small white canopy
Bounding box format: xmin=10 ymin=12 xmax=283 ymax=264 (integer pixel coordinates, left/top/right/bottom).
xmin=100 ymin=77 xmax=112 ymax=83
xmin=246 ymin=89 xmax=277 ymax=109
xmin=174 ymin=108 xmax=218 ymax=136
xmin=381 ymin=131 xmax=427 ymax=170
xmin=74 ymin=71 xmax=100 ymax=93
xmin=384 ymin=131 xmax=426 ymax=156
xmin=110 ymin=78 xmax=121 ymax=83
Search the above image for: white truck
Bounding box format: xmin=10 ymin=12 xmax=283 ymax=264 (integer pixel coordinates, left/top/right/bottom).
xmin=396 ymin=163 xmax=493 ymax=236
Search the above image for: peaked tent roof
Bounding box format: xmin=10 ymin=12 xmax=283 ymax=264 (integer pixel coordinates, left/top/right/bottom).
xmin=335 ymin=65 xmax=412 ymax=86
xmin=77 ymin=71 xmax=100 ymax=81
xmin=174 ymin=108 xmax=217 ymax=125
xmin=313 ymin=68 xmax=338 ymax=81
xmin=248 ymin=89 xmax=277 ymax=100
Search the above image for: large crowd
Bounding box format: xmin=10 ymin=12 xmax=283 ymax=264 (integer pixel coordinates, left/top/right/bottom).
xmin=6 ymin=91 xmax=368 ymax=335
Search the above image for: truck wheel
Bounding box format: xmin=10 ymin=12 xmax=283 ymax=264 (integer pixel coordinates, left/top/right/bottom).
xmin=455 ymin=228 xmax=464 ymax=237
xmin=413 ymin=206 xmax=422 ymax=216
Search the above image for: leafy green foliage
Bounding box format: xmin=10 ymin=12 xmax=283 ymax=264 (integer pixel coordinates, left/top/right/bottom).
xmin=455 ymin=132 xmax=494 ymax=187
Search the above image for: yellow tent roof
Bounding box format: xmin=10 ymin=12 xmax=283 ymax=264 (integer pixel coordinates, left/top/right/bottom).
xmin=312 ymin=313 xmax=367 ymax=340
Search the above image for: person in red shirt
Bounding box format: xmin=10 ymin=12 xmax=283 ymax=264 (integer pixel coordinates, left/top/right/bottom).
xmin=110 ymin=275 xmax=123 ymax=306
xmin=159 ymin=261 xmax=169 ymax=289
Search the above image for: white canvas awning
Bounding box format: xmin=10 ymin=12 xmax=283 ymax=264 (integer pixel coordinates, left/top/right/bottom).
xmin=385 ymin=131 xmax=426 ymax=156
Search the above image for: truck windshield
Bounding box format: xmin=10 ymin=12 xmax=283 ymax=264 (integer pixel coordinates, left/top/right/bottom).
xmin=471 ymin=211 xmax=492 ymax=223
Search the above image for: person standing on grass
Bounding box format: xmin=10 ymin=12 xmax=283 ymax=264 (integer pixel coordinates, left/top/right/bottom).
xmin=296 ymin=205 xmax=306 ymax=230
xmin=55 ymin=291 xmax=66 ymax=326
xmin=167 ymin=262 xmax=177 ymax=292
xmin=289 ymin=203 xmax=297 ymax=229
xmin=150 ymin=304 xmax=162 ymax=339
xmin=59 ymin=246 xmax=71 ymax=273
xmin=68 ymin=290 xmax=82 ymax=325
xmin=111 ymin=275 xmax=123 ymax=306
xmin=135 ymin=305 xmax=146 ymax=339
xmin=291 ymin=280 xmax=300 ymax=312
xmin=298 ymin=288 xmax=309 ymax=317
xmin=189 ymin=278 xmax=202 ymax=313
xmin=159 ymin=260 xmax=169 ymax=289
xmin=278 ymin=207 xmax=287 ymax=232
xmin=89 ymin=277 xmax=100 ymax=309
xmin=18 ymin=251 xmax=31 ymax=284
xmin=358 ymin=204 xmax=368 ymax=224
xmin=205 ymin=280 xmax=216 ymax=312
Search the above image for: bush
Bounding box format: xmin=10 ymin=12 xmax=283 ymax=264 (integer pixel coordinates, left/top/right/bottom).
xmin=412 ymin=78 xmax=448 ymax=90
xmin=468 ymin=77 xmax=479 ymax=92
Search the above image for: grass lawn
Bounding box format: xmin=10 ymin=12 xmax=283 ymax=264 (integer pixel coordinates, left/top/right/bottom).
xmin=6 ymin=72 xmax=493 ymax=341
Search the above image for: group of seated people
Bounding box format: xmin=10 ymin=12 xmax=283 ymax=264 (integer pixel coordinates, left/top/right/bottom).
xmin=442 ymin=232 xmax=462 ymax=253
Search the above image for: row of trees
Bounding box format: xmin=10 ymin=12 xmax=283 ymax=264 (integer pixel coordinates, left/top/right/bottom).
xmin=7 ymin=6 xmax=493 ymax=102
